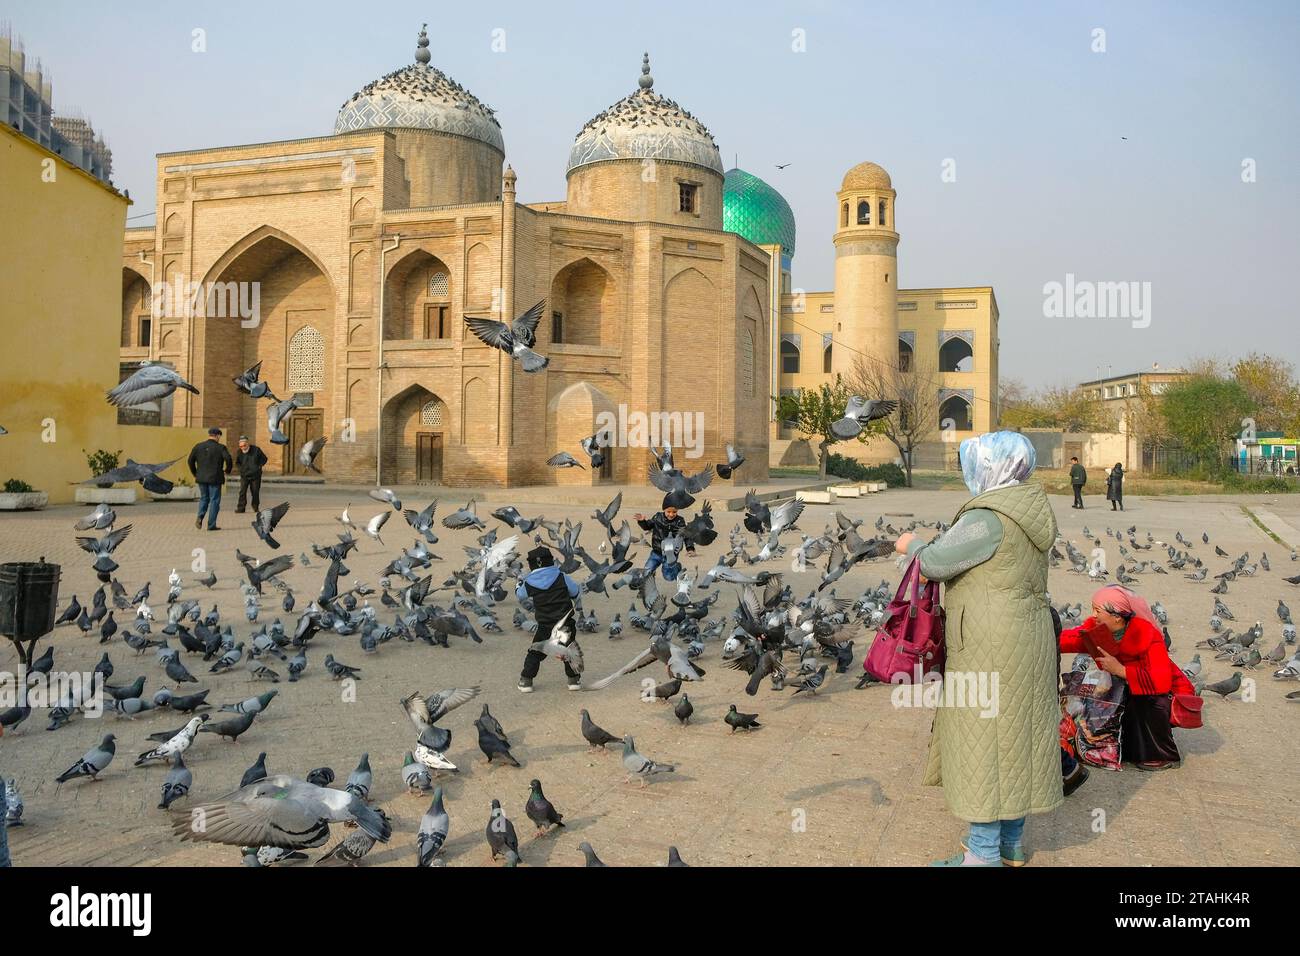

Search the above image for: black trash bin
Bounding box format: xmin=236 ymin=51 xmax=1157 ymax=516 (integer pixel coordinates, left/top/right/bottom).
xmin=0 ymin=560 xmax=61 ymax=644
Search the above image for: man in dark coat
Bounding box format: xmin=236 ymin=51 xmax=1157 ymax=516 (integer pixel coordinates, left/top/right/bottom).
xmin=188 ymin=427 xmax=233 ymax=531
xmin=234 ymin=435 xmax=269 ymax=514
xmin=515 ymin=546 xmax=582 ymax=693
xmin=1068 ymin=457 xmax=1087 ymax=509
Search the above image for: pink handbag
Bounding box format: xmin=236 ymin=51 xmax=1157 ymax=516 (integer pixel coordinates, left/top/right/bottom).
xmin=863 ymin=556 xmax=946 ymax=683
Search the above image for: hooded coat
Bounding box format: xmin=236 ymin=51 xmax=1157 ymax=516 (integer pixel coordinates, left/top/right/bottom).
xmin=921 ymin=480 xmax=1065 ymax=822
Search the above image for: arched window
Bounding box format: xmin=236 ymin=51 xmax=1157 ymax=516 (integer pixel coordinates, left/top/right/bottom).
xmin=841 ymin=202 xmax=849 ymax=228
xmin=879 ymin=199 xmax=888 ymax=228
xmin=939 ymin=336 xmax=974 ymax=373
xmin=287 ymin=326 xmax=324 ymax=391
xmin=823 ymin=343 xmax=833 ymax=373
xmin=780 ymin=340 xmax=800 ymax=374
xmin=898 ymin=338 xmax=914 ymax=372
xmin=420 ymin=399 xmax=445 ymax=427
xmin=939 ymin=395 xmax=973 ymax=431
xmin=856 ymin=200 xmax=870 ymax=225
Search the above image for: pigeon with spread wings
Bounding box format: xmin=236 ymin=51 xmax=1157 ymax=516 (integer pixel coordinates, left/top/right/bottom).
xmin=107 ymin=364 xmax=199 ymax=408
xmin=830 ymin=396 xmax=898 ymax=439
xmin=648 ymin=461 xmax=713 ymax=507
xmin=233 ymin=360 xmax=278 ymax=401
xmin=465 ymin=300 xmax=549 ymax=372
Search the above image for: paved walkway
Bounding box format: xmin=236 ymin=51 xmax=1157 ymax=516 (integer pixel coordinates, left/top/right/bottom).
xmin=1 ymin=484 xmax=1296 ymax=866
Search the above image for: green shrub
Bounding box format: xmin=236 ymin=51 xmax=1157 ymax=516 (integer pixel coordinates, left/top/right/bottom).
xmin=1221 ymin=473 xmax=1298 ymax=493
xmin=825 ymin=454 xmax=906 ymax=486
xmin=3 ymin=479 xmax=34 ymax=493
xmin=84 ymin=448 xmax=122 ymax=478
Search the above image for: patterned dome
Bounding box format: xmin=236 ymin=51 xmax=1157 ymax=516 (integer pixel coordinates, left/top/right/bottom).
xmin=567 ymin=54 xmax=722 ymax=176
xmin=723 ymin=168 xmax=796 ymax=256
xmin=335 ymin=26 xmax=504 ymax=153
xmin=840 ymin=161 xmax=892 ymax=191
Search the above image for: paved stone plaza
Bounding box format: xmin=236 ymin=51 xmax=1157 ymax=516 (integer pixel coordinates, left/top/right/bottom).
xmin=2 ymin=483 xmax=1297 ymax=867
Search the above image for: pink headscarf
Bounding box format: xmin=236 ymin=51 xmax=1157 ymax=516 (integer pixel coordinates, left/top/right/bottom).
xmin=1091 ymin=585 xmax=1160 ymax=629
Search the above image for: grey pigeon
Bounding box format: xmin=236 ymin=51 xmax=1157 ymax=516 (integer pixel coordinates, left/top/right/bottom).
xmin=622 ymin=734 xmax=676 ymax=786
xmin=107 ymin=364 xmax=198 ymax=407
xmin=172 ymin=775 xmax=391 ymax=850
xmin=158 ymin=753 xmax=192 ymax=809
xmin=56 ymin=734 xmax=117 ymax=783
xmin=486 ymin=798 xmax=520 ymax=863
xmin=578 ymin=841 xmax=607 ymax=866
xmin=580 ymin=709 xmax=620 ymax=751
xmin=416 ymin=787 xmax=450 ymax=867
xmin=525 ymin=778 xmax=564 ymax=834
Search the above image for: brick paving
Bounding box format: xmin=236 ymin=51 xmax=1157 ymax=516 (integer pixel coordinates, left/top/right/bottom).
xmin=1 ymin=484 xmax=1297 ymax=866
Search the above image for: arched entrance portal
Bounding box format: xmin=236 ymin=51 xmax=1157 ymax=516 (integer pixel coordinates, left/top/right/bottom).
xmin=196 ymin=227 xmax=334 ymax=472
xmin=383 ymin=384 xmax=449 ymax=484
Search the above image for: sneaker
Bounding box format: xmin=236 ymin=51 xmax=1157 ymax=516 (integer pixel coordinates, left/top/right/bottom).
xmin=517 ymin=678 xmax=534 ymax=694
xmin=931 ymin=850 xmax=1002 ymax=867
xmin=195 ymin=517 xmax=202 ymax=530
xmin=960 ymin=840 xmax=1025 ymax=867
xmin=567 ymin=680 xmax=582 ymax=692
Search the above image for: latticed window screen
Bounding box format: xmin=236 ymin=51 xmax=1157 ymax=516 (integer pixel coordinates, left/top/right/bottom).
xmin=420 ymin=400 xmax=445 ymax=427
xmin=287 ymin=326 xmax=324 ymax=391
xmin=741 ymin=330 xmax=755 ymax=397
xmin=429 ymin=272 xmax=449 ymax=298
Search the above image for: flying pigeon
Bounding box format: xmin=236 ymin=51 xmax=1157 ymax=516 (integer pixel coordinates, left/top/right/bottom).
xmin=266 ymin=397 xmax=303 ymax=444
xmin=830 ymin=396 xmax=898 ymax=439
xmin=298 ymin=437 xmax=327 ymax=474
xmin=233 ymin=360 xmax=278 ymax=400
xmin=107 ymin=364 xmax=199 ymax=408
xmin=464 ymin=300 xmax=549 ymax=371
xmin=171 ymin=776 xmax=391 ymax=850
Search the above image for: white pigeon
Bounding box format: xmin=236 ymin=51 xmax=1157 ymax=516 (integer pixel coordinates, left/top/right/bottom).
xmin=364 ymin=511 xmax=390 ymax=545
xmin=168 ymin=568 xmax=182 ymax=588
xmin=336 ymin=504 xmax=356 ymax=533
xmin=134 ymin=714 xmax=208 ymax=766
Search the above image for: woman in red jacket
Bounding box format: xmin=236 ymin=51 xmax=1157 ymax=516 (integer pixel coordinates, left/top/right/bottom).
xmin=1059 ymin=585 xmax=1195 ymax=771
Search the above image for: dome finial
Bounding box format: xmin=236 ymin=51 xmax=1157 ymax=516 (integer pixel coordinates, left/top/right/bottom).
xmin=638 ymin=52 xmax=653 ymax=90
xmin=415 ymin=24 xmax=431 ymax=65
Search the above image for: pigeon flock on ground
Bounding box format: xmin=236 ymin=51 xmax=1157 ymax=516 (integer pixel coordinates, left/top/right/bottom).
xmin=5 ymin=376 xmax=1298 ymax=865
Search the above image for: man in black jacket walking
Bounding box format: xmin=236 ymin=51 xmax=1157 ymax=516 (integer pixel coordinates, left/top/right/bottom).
xmin=515 ymin=546 xmax=582 ymax=693
xmin=234 ymin=435 xmax=268 ymax=514
xmin=1069 ymin=456 xmax=1087 ymax=509
xmin=188 ymin=427 xmax=233 ymax=530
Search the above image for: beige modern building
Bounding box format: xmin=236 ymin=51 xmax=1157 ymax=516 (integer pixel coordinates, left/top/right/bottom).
xmin=723 ymin=162 xmax=999 ymax=466
xmin=119 ymin=32 xmax=770 ymax=488
xmin=1078 ymin=366 xmax=1187 ymax=429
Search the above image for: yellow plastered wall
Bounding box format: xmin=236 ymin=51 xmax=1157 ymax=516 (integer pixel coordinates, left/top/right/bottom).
xmin=0 ymin=124 xmax=208 ymax=504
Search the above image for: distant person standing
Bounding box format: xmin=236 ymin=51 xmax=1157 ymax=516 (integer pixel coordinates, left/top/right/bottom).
xmin=188 ymin=426 xmax=233 ymax=531
xmin=634 ymin=492 xmax=695 ymax=581
xmin=234 ymin=435 xmax=268 ymax=514
xmin=1069 ymin=456 xmax=1087 ymax=509
xmin=1106 ymin=462 xmax=1124 ymax=512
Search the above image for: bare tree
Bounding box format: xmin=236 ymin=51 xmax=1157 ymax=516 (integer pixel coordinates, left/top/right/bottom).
xmin=848 ymin=351 xmax=941 ymax=487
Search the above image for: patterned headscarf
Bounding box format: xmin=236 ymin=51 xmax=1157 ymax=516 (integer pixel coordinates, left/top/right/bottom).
xmin=1091 ymin=585 xmax=1160 ymax=628
xmin=958 ymin=431 xmax=1037 ymax=496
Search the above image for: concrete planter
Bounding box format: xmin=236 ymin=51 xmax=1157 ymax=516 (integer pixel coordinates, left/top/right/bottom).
xmin=796 ymin=489 xmax=832 ymax=504
xmin=0 ymin=491 xmax=48 ymax=511
xmin=75 ymin=487 xmax=137 ymax=505
xmin=149 ymin=485 xmax=199 ymax=501
xmin=831 ymin=485 xmax=861 ymax=498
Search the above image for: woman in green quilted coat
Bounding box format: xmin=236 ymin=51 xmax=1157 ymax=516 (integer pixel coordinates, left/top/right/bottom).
xmin=894 ymin=431 xmax=1063 ymax=866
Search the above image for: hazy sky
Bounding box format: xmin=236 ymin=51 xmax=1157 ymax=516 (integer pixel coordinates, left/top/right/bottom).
xmin=9 ymin=0 xmax=1298 ymax=387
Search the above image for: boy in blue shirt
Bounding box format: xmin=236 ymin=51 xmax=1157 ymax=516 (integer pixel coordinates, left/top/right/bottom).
xmin=516 ymin=546 xmax=582 ymax=693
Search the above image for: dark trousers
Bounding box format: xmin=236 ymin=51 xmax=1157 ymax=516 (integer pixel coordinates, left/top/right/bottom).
xmin=521 ymin=618 xmax=580 ymax=681
xmin=237 ymin=475 xmax=262 ymax=512
xmin=1072 ymin=484 xmax=1084 ymax=508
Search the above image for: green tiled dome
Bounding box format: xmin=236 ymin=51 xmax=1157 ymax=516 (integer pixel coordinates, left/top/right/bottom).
xmin=723 ymin=167 xmax=796 ymax=257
